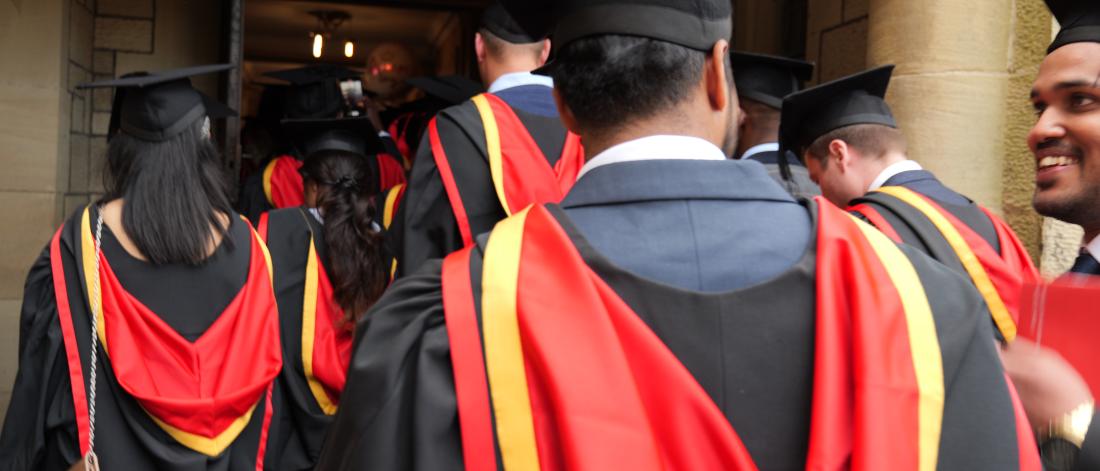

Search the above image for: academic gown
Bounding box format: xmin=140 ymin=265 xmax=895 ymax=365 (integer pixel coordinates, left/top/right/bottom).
xmin=852 ymin=169 xmax=1001 ymax=253
xmin=316 ymin=200 xmax=1030 ymax=470
xmin=396 ymin=86 xmax=567 ymax=278
xmin=0 ymin=206 xmax=292 ymax=470
xmin=743 ymin=150 xmax=821 ymax=199
xmin=258 ymin=207 xmax=355 ymax=471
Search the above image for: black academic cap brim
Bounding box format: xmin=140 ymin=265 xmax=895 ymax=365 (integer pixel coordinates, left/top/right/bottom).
xmin=282 ymin=117 xmax=384 ymax=157
xmin=78 ymin=64 xmax=235 ymax=141
xmin=77 ymin=63 xmax=234 ymax=89
xmin=731 ymin=51 xmax=814 ymax=108
xmin=481 ymin=1 xmax=550 ymax=43
xmin=406 ymin=76 xmax=483 ymax=105
xmin=264 ymin=65 xmax=362 ymax=85
xmin=198 ymin=92 xmax=237 ymax=119
xmin=1046 ymin=0 xmax=1100 ymax=53
xmin=779 ymin=65 xmax=897 ymax=161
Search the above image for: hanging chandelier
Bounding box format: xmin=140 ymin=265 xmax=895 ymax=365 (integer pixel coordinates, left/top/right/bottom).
xmin=308 ymin=10 xmax=354 ymax=59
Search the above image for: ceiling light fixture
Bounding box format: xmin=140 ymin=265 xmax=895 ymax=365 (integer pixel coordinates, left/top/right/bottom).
xmin=344 ymin=40 xmax=354 ymax=58
xmin=307 ymin=10 xmax=351 ymax=60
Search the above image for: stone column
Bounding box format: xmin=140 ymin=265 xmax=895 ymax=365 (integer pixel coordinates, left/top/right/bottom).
xmin=866 ymin=0 xmax=1053 ymax=264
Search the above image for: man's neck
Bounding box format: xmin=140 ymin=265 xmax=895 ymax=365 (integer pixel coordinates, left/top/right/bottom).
xmin=481 ymin=62 xmax=539 ymax=89
xmin=862 ymin=152 xmax=911 ymax=192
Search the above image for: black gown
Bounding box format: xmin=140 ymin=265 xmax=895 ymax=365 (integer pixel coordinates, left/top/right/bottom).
xmin=316 ymin=202 xmax=1025 ymax=470
xmin=396 ymin=98 xmax=567 ymax=278
xmin=0 ymin=207 xmax=294 ymax=470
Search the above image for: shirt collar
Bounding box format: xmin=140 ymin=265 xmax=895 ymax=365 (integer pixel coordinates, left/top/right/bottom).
xmin=487 ymin=71 xmax=554 ymax=94
xmin=868 ymin=159 xmax=923 ymax=192
xmin=1085 ymin=234 xmax=1100 ymax=259
xmin=577 ymin=135 xmax=728 ymax=180
xmin=740 ymin=142 xmax=779 ymax=161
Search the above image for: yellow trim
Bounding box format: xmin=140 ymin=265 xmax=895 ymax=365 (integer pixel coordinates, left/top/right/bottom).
xmin=875 ymin=186 xmax=1017 ymax=341
xmin=390 ymin=259 xmax=398 ymax=281
xmin=261 ymin=158 xmax=278 ymax=206
xmin=147 ymin=401 xmax=260 ymax=457
xmin=854 ymin=217 xmax=944 ymax=471
xmin=301 ymin=236 xmax=339 ymax=415
xmin=481 ymin=208 xmax=541 ymax=470
xmin=80 ymin=208 xmax=109 ymax=353
xmin=383 ymin=183 xmax=405 ymax=229
xmin=471 ymin=94 xmax=512 ymax=215
xmin=81 ymin=211 xmax=273 ymax=456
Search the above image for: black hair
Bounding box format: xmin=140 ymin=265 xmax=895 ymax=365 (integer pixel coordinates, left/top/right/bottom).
xmin=551 ymin=35 xmax=720 ymax=134
xmin=804 ymin=124 xmax=907 ymax=166
xmin=300 ymin=149 xmax=387 ymax=322
xmin=103 ymin=118 xmax=234 ymax=266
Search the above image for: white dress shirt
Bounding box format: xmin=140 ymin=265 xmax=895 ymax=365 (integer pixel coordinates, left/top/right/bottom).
xmin=740 ymin=142 xmax=779 ymax=161
xmin=487 ymin=71 xmax=554 ymax=94
xmin=868 ymin=159 xmax=923 ymax=192
xmin=576 ymin=135 xmax=728 ymax=180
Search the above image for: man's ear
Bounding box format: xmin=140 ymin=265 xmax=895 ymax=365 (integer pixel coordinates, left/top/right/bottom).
xmin=475 ymin=32 xmax=487 ymax=64
xmin=552 ymin=88 xmax=581 ymax=135
xmin=538 ymin=39 xmax=552 ymax=65
xmin=705 ymin=39 xmax=731 ymax=113
xmin=829 ymin=139 xmax=851 ymax=172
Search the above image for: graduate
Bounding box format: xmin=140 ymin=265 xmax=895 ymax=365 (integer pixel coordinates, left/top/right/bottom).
xmin=256 ymin=117 xmax=388 ymax=470
xmin=0 ymin=65 xmax=290 ymax=470
xmin=395 ymin=0 xmax=585 ymax=278
xmin=237 ymin=65 xmax=405 ymax=222
xmin=1000 ymin=0 xmax=1100 ymax=468
xmin=730 ymin=51 xmax=820 ymax=198
xmin=315 ymin=1 xmax=1038 ymax=469
xmin=781 ymin=65 xmax=1039 ymax=342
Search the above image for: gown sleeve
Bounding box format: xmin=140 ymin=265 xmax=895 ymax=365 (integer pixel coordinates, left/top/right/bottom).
xmin=397 ymin=126 xmax=465 ymax=279
xmin=0 ymin=245 xmax=81 ymax=471
xmin=314 ymin=259 xmax=463 ymax=471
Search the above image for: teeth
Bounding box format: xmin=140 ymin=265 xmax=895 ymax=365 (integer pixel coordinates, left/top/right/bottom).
xmin=1039 ymin=156 xmax=1078 ymax=169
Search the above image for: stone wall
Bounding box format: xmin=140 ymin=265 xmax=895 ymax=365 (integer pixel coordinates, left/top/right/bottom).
xmin=805 ymin=0 xmax=868 ymax=83
xmin=0 ymin=0 xmax=71 ymax=425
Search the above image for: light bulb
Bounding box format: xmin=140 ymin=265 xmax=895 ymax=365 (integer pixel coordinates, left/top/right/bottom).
xmin=344 ymin=41 xmax=354 ymax=58
xmin=312 ymin=34 xmax=323 ymax=58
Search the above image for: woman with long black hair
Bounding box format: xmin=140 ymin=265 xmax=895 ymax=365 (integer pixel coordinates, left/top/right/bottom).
xmin=0 ymin=65 xmax=291 ymax=470
xmin=257 ymin=121 xmax=388 ymax=469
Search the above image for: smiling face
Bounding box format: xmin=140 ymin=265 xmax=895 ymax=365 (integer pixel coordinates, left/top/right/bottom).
xmin=1029 ymin=42 xmax=1100 ymax=230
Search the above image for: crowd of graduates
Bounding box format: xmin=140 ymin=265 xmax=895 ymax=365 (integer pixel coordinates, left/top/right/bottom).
xmin=2 ymin=0 xmax=1100 ymax=469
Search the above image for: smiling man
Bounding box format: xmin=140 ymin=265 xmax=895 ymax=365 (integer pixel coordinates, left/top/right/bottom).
xmin=1001 ymin=1 xmax=1100 ymax=469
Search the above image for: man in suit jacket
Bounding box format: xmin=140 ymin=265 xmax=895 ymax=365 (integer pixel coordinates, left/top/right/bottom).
xmin=1001 ymin=1 xmax=1100 ymax=470
xmin=783 ymin=65 xmax=1039 ymax=343
xmin=731 ymin=51 xmax=820 ymax=198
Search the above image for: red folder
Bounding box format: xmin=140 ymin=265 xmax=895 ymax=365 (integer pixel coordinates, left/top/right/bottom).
xmin=1018 ymin=278 xmax=1100 ymax=395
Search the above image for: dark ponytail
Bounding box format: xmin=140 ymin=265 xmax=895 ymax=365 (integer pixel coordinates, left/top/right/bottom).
xmin=300 ymin=150 xmax=386 ymax=323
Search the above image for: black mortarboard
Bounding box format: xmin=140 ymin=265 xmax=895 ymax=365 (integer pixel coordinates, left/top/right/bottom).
xmin=730 ymin=51 xmax=814 ymax=109
xmin=481 ymin=1 xmax=549 ymax=43
xmin=531 ymin=0 xmax=732 ymax=75
xmin=1046 ymin=0 xmax=1100 ymax=53
xmin=79 ymin=64 xmax=235 ymax=142
xmin=265 ymin=65 xmax=361 ymax=119
xmin=779 ymin=65 xmax=896 ymax=158
xmin=406 ymin=76 xmax=483 ymax=106
xmin=552 ymin=0 xmax=731 ymax=52
xmin=282 ymin=117 xmax=384 ymax=157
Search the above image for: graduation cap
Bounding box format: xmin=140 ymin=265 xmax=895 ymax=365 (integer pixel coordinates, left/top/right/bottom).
xmin=730 ymin=51 xmax=814 ymax=109
xmin=406 ymin=76 xmax=483 ymax=106
xmin=532 ymin=0 xmax=731 ymax=75
xmin=103 ymin=71 xmax=237 ymax=140
xmin=1046 ymin=0 xmax=1100 ymax=53
xmin=78 ymin=64 xmax=235 ymax=142
xmin=481 ymin=1 xmax=551 ymax=43
xmin=282 ymin=116 xmax=384 ymax=158
xmin=778 ymin=65 xmax=897 ymax=180
xmin=265 ymin=65 xmax=361 ymax=119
